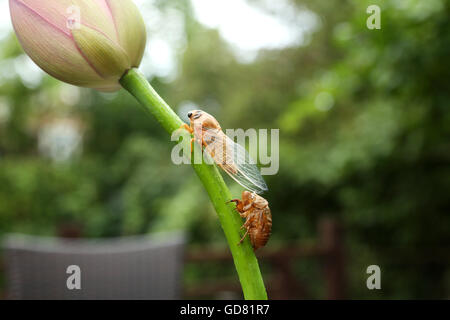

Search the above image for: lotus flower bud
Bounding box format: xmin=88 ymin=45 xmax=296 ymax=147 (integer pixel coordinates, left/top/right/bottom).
xmin=9 ymin=0 xmax=147 ymax=92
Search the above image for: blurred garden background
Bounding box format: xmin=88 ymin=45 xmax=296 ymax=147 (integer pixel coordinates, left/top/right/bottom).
xmin=0 ymin=0 xmax=449 ymax=299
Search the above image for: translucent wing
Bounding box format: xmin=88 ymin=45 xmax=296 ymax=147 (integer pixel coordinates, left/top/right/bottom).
xmin=203 ymin=129 xmax=268 ymax=194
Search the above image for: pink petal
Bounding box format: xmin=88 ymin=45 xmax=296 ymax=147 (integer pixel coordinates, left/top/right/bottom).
xmin=10 ymin=0 xmax=106 ymax=87
xmin=12 ymin=0 xmax=118 ymax=43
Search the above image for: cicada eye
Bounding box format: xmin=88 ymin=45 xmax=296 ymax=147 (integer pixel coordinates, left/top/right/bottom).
xmin=193 ymin=112 xmax=202 ymax=120
xmin=188 ymin=112 xmax=193 ymax=118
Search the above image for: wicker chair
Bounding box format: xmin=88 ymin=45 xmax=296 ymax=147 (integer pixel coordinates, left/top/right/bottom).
xmin=2 ymin=232 xmax=185 ymax=300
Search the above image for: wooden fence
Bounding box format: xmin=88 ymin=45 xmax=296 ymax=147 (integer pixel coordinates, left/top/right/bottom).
xmin=184 ymin=218 xmax=346 ymax=299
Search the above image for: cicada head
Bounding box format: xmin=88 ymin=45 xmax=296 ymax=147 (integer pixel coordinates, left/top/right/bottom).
xmin=188 ymin=110 xmax=221 ymax=131
xmin=187 ymin=110 xmax=203 ymax=120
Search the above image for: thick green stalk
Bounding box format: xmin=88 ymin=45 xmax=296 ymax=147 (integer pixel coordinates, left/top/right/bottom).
xmin=120 ymin=68 xmax=267 ymax=300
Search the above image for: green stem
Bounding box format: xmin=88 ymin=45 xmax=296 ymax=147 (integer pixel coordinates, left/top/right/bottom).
xmin=120 ymin=68 xmax=268 ymax=300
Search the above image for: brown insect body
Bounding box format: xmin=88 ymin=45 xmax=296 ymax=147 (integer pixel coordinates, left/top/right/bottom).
xmin=231 ymin=191 xmax=272 ymax=250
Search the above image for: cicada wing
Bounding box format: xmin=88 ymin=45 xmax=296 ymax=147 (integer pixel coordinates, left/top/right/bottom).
xmin=204 ymin=131 xmax=268 ymax=194
xmin=221 ymin=164 xmax=268 ymax=194
xmin=230 ymin=138 xmax=268 ymax=193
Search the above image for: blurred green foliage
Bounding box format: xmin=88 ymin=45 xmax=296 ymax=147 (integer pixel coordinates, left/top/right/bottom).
xmin=0 ymin=0 xmax=449 ymax=298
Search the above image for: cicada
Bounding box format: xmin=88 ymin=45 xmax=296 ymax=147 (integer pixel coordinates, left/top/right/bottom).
xmin=230 ymin=191 xmax=272 ymax=250
xmin=181 ymin=109 xmax=268 ymax=194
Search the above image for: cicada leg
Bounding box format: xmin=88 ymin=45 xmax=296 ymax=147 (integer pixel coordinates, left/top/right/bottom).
xmin=238 ymin=228 xmax=250 ymax=246
xmin=179 ymin=123 xmax=196 ymax=152
xmin=238 ymin=212 xmax=247 ymax=219
xmin=180 ymin=123 xmax=193 ymax=133
xmin=242 ymin=215 xmax=253 ymax=228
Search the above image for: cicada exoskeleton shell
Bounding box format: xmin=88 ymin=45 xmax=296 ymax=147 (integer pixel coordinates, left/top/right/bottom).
xmin=231 ymin=191 xmax=272 ymax=250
